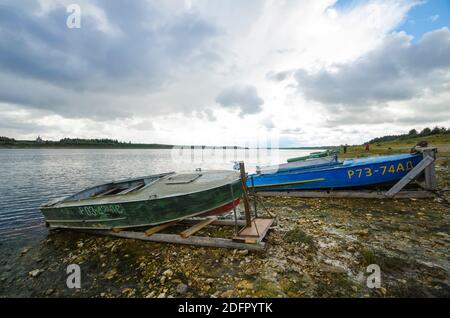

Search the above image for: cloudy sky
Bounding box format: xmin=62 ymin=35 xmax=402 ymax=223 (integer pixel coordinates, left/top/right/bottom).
xmin=0 ymin=0 xmax=449 ymax=147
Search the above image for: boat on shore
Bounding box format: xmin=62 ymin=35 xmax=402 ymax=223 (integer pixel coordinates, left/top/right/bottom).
xmin=41 ymin=170 xmax=242 ymax=230
xmin=247 ymin=153 xmax=423 ymax=191
xmin=256 ymin=155 xmax=339 ymax=174
xmin=286 ymin=149 xmax=337 ymax=163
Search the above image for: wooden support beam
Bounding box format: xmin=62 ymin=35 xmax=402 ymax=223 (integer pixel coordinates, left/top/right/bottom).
xmin=179 ymin=217 xmax=216 ymax=238
xmin=89 ymin=230 xmax=265 ymax=251
xmin=179 ymin=218 xmax=247 ymax=227
xmin=385 ymin=155 xmax=434 ymax=197
xmin=239 ymin=162 xmax=252 ymax=228
xmin=423 ymin=149 xmax=437 ymax=190
xmin=144 ymin=221 xmax=177 ymax=236
xmin=257 ymin=190 xmax=433 ymax=199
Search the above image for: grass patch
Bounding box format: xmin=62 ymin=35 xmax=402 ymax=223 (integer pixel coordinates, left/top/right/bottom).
xmin=361 ymin=249 xmax=377 ymax=266
xmin=284 ymin=229 xmax=314 ymax=245
xmin=360 ymin=248 xmax=410 ymax=273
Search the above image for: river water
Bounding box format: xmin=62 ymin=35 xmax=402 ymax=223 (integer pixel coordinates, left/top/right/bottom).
xmin=0 ymin=148 xmax=313 ymax=247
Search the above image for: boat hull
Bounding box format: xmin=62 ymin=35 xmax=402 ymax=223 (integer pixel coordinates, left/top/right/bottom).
xmin=248 ymin=153 xmax=423 ymax=191
xmin=43 ymin=180 xmax=243 ymax=229
xmin=257 ymin=155 xmax=339 ymax=174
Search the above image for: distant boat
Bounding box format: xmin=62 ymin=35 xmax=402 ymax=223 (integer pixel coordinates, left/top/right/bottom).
xmin=286 ymin=149 xmax=337 ymax=163
xmin=41 ymin=170 xmax=242 ymax=230
xmin=247 ymin=153 xmax=423 ymax=191
xmin=256 ymin=155 xmax=339 ymax=174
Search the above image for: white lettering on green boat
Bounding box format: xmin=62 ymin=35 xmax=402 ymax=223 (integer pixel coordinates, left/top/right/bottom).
xmin=78 ymin=205 xmax=125 ymax=217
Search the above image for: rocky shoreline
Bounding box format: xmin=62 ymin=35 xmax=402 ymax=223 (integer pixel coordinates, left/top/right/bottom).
xmin=1 ymin=192 xmax=449 ymax=298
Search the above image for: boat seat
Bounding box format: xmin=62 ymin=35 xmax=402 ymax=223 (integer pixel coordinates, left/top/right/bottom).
xmin=166 ymin=173 xmax=202 ymax=184
xmin=117 ymin=182 xmax=145 ymax=195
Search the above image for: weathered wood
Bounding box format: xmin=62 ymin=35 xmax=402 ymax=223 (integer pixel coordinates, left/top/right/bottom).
xmin=89 ymin=230 xmax=265 ymax=251
xmin=179 ymin=218 xmax=247 ymax=227
xmin=424 ymin=164 xmax=437 ymax=190
xmin=239 ymin=162 xmax=252 ymax=227
xmin=96 ymin=186 xmax=121 ymax=197
xmin=423 ymin=149 xmax=437 ymax=190
xmin=144 ymin=221 xmax=177 ymax=236
xmin=385 ymin=155 xmax=434 ymax=197
xmin=180 ymin=217 xmax=216 ymax=238
xmin=234 ymin=217 xmax=274 ymax=243
xmin=257 ymin=190 xmax=434 ymax=199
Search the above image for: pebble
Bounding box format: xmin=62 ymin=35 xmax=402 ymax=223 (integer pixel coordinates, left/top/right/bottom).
xmin=20 ymin=247 xmax=30 ymax=256
xmin=28 ymin=269 xmax=43 ymax=277
xmin=176 ymin=283 xmax=188 ymax=294
xmin=236 ymin=280 xmax=253 ymax=290
xmin=146 ymin=291 xmax=156 ymax=298
xmin=162 ymin=269 xmax=173 ymax=277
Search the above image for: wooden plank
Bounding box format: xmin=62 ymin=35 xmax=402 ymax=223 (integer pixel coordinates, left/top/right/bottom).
xmin=424 ymin=163 xmax=437 ymax=190
xmin=118 ymin=183 xmax=144 ymax=195
xmin=235 ymin=217 xmax=274 ymax=243
xmin=89 ymin=230 xmax=265 ymax=251
xmin=179 ymin=219 xmax=247 ymax=227
xmin=180 ymin=217 xmax=216 ymax=238
xmin=423 ymin=149 xmax=437 ymax=190
xmin=144 ymin=221 xmax=177 ymax=236
xmin=257 ymin=190 xmax=433 ymax=199
xmin=385 ymin=155 xmax=434 ymax=197
xmin=239 ymin=162 xmax=252 ymax=227
xmin=95 ymin=186 xmax=121 ymax=198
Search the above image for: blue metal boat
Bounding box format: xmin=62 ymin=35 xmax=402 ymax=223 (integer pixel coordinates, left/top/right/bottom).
xmin=247 ymin=153 xmax=423 ymax=191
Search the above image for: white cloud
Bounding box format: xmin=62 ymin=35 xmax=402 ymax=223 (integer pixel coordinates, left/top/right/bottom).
xmin=216 ymin=85 xmax=264 ymax=116
xmin=0 ymin=0 xmax=448 ymax=147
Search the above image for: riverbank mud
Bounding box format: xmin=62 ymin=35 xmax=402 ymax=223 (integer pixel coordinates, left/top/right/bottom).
xmin=1 ymin=193 xmax=448 ymax=298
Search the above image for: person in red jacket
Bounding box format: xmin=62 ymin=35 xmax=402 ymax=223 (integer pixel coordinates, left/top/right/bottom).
xmin=365 ymin=143 xmax=370 ymax=152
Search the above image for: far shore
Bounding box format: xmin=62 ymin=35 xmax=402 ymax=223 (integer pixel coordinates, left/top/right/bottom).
xmin=0 ymin=145 xmax=325 ymax=150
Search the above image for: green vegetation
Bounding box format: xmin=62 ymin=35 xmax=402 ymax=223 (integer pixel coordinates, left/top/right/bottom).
xmin=0 ymin=137 xmax=174 ymax=149
xmin=0 ymin=136 xmax=249 ymax=149
xmin=368 ymin=126 xmax=449 ymax=144
xmin=0 ymin=136 xmax=15 ymax=145
xmin=340 ymin=131 xmax=450 ymax=163
xmin=284 ymin=228 xmax=314 ymax=245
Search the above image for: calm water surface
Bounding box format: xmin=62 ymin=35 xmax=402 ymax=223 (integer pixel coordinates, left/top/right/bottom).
xmin=0 ymin=148 xmax=313 ymax=247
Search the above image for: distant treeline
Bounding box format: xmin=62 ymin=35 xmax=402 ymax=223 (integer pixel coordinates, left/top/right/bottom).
xmin=0 ymin=136 xmax=15 ymax=144
xmin=368 ymin=126 xmax=450 ymax=144
xmin=59 ymin=138 xmax=125 ymax=145
xmin=0 ymin=137 xmax=247 ymax=149
xmin=0 ymin=137 xmax=174 ymax=149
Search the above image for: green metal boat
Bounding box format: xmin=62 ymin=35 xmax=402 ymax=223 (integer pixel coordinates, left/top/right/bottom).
xmin=287 ymin=149 xmax=337 ymax=163
xmin=41 ymin=170 xmax=243 ymax=230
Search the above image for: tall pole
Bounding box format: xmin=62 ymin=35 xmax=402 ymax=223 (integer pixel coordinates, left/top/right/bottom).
xmin=239 ymin=161 xmax=252 ymax=228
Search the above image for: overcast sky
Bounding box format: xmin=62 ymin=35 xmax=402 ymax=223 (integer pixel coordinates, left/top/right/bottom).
xmin=0 ymin=0 xmax=449 ymax=147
